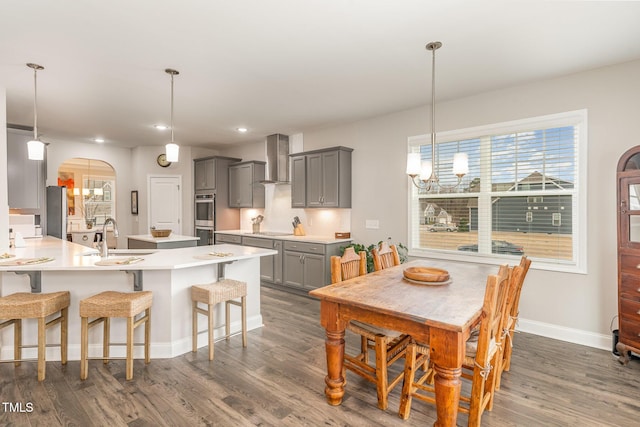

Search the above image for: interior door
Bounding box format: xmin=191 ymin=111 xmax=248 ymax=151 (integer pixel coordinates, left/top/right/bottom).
xmin=149 ymin=175 xmax=182 ymax=234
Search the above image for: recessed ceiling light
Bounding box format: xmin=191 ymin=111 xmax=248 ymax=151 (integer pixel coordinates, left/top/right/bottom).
xmin=154 ymin=124 xmax=169 ymax=130
xmin=93 ymin=137 xmax=105 ymax=143
xmin=236 ymin=127 xmax=248 ymax=133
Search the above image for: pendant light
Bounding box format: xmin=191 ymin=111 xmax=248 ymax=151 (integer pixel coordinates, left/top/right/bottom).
xmin=406 ymin=42 xmax=468 ymax=192
xmin=165 ymin=68 xmax=180 ymax=162
xmin=26 ymin=63 xmax=45 ymax=160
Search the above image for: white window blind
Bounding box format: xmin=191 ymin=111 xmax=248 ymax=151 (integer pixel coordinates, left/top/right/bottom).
xmin=408 ymin=110 xmax=587 ymax=273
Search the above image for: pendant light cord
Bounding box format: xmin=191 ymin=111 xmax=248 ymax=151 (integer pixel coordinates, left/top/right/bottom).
xmin=170 ymin=72 xmax=174 ymax=143
xmin=27 ymin=63 xmax=44 ymax=140
xmin=33 ymin=67 xmax=38 ymax=140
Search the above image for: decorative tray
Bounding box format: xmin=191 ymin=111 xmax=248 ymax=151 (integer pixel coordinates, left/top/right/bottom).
xmin=403 ymin=266 xmax=450 ymax=283
xmin=0 ymin=257 xmax=54 ymax=266
xmin=403 ymin=277 xmax=452 ymax=286
xmin=193 ymin=252 xmax=234 ymax=260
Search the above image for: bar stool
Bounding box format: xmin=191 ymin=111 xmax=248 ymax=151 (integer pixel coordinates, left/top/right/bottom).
xmin=191 ymin=279 xmax=247 ymax=360
xmin=0 ymin=291 xmax=70 ymax=381
xmin=79 ymin=291 xmax=152 ymax=380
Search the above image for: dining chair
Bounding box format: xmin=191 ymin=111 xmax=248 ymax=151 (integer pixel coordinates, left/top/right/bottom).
xmin=398 ymin=264 xmax=511 ymax=426
xmin=371 ymin=241 xmax=400 ymax=271
xmin=495 ymin=256 xmax=531 ymax=389
xmin=330 ymin=247 xmax=411 ymax=410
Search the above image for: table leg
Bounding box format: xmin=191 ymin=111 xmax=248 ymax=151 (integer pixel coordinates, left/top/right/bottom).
xmin=319 ymin=301 xmax=346 ymax=405
xmin=430 ymin=329 xmax=464 ymax=427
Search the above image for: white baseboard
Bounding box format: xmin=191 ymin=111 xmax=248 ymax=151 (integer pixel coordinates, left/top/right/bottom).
xmin=518 ymin=318 xmax=612 ymax=352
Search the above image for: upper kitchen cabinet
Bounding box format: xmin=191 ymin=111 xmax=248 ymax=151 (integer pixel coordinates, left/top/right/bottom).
xmin=228 ymin=160 xmax=265 ymax=208
xmin=194 ymin=156 xmax=241 ymax=192
xmin=290 ymin=146 xmax=353 ymax=208
xmin=291 ymin=155 xmax=307 ymax=208
xmin=194 ymin=157 xmax=216 ymax=190
xmin=7 ymin=127 xmax=46 ymax=209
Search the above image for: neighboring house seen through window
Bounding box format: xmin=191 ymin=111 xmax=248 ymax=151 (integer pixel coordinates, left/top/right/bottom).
xmin=408 ymin=110 xmax=587 ymax=273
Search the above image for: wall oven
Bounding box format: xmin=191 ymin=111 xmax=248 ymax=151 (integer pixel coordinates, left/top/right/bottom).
xmin=195 ymin=226 xmax=214 ymax=246
xmin=195 ymin=192 xmax=214 ymax=227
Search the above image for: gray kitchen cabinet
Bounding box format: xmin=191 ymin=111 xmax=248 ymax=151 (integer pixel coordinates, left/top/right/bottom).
xmin=290 ymin=155 xmax=306 ymax=208
xmin=194 ymin=158 xmax=215 ymax=190
xmin=228 ymin=161 xmax=265 ymax=208
xmin=289 ymin=146 xmax=352 ymax=208
xmin=214 ymin=233 xmax=242 ymax=245
xmin=283 ymin=240 xmax=347 ymax=291
xmin=241 ymin=235 xmax=283 ymax=284
xmin=7 ymin=127 xmax=46 ymax=209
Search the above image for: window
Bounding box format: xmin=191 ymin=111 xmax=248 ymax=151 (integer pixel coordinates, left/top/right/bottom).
xmin=408 ymin=110 xmax=587 ymax=273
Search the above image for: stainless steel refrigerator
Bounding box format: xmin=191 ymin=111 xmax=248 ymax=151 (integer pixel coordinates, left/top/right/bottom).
xmin=46 ymin=186 xmax=67 ymax=239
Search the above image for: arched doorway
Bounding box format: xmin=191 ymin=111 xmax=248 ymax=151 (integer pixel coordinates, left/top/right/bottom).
xmin=58 ymin=158 xmax=116 ymax=230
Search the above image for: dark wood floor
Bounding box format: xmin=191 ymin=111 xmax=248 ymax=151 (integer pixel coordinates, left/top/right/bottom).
xmin=2 ymin=286 xmax=639 ymax=426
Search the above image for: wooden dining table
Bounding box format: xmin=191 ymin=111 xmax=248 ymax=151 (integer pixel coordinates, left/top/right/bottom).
xmin=309 ymin=259 xmax=496 ymax=426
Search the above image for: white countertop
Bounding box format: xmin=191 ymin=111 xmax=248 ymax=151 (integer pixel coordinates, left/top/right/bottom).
xmin=127 ymin=234 xmax=200 ymax=243
xmin=0 ymin=237 xmax=275 ymax=271
xmin=215 ymin=230 xmax=352 ymax=245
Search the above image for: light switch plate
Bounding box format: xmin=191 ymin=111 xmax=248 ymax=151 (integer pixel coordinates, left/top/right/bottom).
xmin=365 ymin=219 xmax=379 ymax=229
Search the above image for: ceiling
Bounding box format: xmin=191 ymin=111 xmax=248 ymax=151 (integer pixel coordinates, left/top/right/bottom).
xmin=2 ymin=1 xmax=640 ymax=150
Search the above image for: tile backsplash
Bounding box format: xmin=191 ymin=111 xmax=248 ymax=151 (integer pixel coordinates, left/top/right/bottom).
xmin=239 ymin=184 xmax=350 ymax=236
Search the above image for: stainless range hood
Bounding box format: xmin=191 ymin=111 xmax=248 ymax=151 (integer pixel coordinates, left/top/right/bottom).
xmin=261 ymin=134 xmax=290 ymax=184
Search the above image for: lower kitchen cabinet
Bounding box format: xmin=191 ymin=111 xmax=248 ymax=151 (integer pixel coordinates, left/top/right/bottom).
xmin=282 ymin=240 xmax=347 ymax=291
xmin=214 ymin=233 xmax=349 ymax=292
xmin=241 ymin=235 xmax=282 ymax=285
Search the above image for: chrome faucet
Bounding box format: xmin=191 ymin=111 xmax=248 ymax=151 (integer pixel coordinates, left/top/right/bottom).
xmin=101 ymin=217 xmax=119 ymax=257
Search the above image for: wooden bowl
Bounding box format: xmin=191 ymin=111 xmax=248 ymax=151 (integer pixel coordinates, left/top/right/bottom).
xmin=150 ymin=229 xmax=172 ymax=238
xmin=403 ymin=266 xmax=450 ymax=283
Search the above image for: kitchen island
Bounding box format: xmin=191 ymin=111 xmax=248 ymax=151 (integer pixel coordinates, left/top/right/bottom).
xmin=0 ymin=237 xmax=275 ymax=361
xmin=127 ymin=233 xmax=200 ymax=249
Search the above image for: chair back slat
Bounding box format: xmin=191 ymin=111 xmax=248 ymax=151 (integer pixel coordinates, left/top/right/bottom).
xmin=331 ymin=247 xmax=367 ymax=284
xmin=372 ymin=242 xmax=401 ymax=271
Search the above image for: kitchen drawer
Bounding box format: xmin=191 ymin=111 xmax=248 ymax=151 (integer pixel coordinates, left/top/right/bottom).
xmin=284 ymin=240 xmax=326 ymax=255
xmin=619 ymin=316 xmax=640 ymax=349
xmin=620 ymin=254 xmax=640 ymax=274
xmin=621 ymin=273 xmax=640 ymax=302
xmin=242 ymin=236 xmax=274 ymax=249
xmin=215 ymin=233 xmax=242 ymax=244
xmin=620 ymin=298 xmax=640 ymax=322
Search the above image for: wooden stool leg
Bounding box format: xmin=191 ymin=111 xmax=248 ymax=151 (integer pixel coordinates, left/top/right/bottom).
xmin=192 ymin=301 xmax=198 ymax=353
xmin=103 ymin=317 xmax=110 ymax=365
xmin=14 ymin=319 xmax=22 ymax=367
xmin=145 ymin=308 xmax=151 ymax=364
xmin=126 ymin=316 xmax=134 ymax=380
xmin=241 ymin=296 xmax=247 ymax=348
xmin=37 ymin=317 xmax=46 ymax=381
xmin=80 ymin=317 xmax=88 ymax=380
xmin=208 ymin=303 xmax=215 ymax=361
xmin=225 ymin=301 xmax=231 ymax=340
xmin=61 ymin=307 xmax=68 ymax=365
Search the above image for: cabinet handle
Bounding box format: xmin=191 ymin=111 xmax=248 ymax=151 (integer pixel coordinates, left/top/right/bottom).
xmin=310 ymin=247 xmax=318 ymax=251
xmin=299 ymin=255 xmax=304 ymax=263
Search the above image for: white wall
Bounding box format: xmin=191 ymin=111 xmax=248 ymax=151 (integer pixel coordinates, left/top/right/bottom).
xmin=301 ymin=59 xmax=640 ymax=349
xmin=0 ymin=88 xmax=8 ymax=251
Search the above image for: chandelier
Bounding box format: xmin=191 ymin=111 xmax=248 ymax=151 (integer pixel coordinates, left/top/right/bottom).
xmin=406 ymin=42 xmax=468 ymax=192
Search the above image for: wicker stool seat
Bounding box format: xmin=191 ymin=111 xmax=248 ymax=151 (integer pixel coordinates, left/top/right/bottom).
xmin=0 ymin=291 xmax=70 ymax=381
xmin=79 ymin=291 xmax=152 ymax=381
xmin=192 ymin=279 xmax=247 ymax=360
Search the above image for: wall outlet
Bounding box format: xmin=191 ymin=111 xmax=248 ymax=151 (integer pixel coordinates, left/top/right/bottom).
xmin=365 ymin=219 xmax=379 ymax=229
